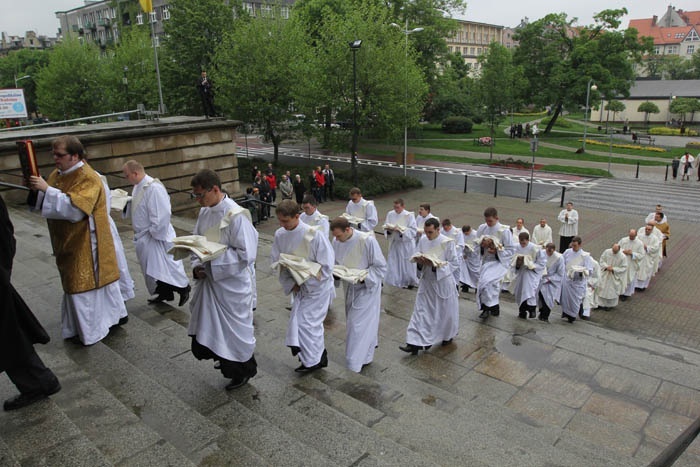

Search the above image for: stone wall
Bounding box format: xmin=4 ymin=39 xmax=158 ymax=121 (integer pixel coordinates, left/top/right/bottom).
xmin=0 ymin=117 xmax=242 ymax=210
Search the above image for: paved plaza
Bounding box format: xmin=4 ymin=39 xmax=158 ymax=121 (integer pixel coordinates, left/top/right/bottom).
xmin=2 ymin=180 xmax=700 ymax=466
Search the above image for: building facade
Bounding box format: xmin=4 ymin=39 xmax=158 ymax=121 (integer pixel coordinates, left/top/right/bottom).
xmin=629 ymin=6 xmax=700 ymax=59
xmin=446 ymin=19 xmax=505 ymax=72
xmin=0 ymin=31 xmax=58 ymax=55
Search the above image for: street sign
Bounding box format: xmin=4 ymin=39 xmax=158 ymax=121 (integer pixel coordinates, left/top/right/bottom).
xmin=530 ymin=139 xmax=538 ymax=152
xmin=0 ymin=89 xmax=28 ymax=119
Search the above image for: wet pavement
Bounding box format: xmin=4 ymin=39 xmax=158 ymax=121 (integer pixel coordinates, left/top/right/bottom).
xmin=2 ymin=181 xmax=700 ymax=465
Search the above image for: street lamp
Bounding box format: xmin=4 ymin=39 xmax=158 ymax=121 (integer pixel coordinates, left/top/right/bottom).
xmin=581 ymin=79 xmax=597 ymax=153
xmin=14 ymin=74 xmax=31 ymax=88
xmin=391 ymin=20 xmax=424 ymax=176
xmin=122 ymin=66 xmax=129 ymax=111
xmin=349 ymin=39 xmax=362 ymax=186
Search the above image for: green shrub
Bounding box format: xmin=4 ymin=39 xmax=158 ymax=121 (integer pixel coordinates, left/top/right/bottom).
xmin=441 ymin=116 xmax=474 ymax=134
xmin=687 ymin=141 xmax=700 ymax=149
xmin=649 ymin=127 xmax=699 ymax=136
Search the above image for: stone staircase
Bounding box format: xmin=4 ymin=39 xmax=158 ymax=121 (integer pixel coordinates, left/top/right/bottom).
xmin=2 ymin=205 xmax=700 ymax=466
xmin=557 ymin=177 xmax=700 ymax=223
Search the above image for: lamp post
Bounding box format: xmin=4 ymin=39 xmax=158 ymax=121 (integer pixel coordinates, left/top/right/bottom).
xmin=122 ymin=66 xmax=129 ymax=111
xmin=14 ymin=74 xmax=31 ymax=88
xmin=581 ymin=79 xmax=597 ymax=153
xmin=391 ymin=20 xmax=423 ymax=177
xmin=349 ymin=39 xmax=362 ymax=186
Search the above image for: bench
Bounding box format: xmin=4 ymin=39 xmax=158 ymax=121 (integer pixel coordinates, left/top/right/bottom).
xmin=633 ymin=134 xmax=655 ymax=145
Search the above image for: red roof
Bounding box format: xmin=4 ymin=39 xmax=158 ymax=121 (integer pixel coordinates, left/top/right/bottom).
xmin=628 ymin=18 xmax=694 ymax=45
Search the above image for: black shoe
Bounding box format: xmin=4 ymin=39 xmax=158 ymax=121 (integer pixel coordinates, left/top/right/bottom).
xmin=566 ymin=316 xmax=576 ymax=323
xmin=148 ymin=292 xmax=174 ymax=303
xmin=399 ymin=344 xmax=419 ymax=355
xmin=538 ymin=316 xmax=549 ymax=322
xmin=490 ymin=306 xmax=500 ymax=317
xmin=441 ymin=339 xmax=453 ymax=346
xmin=461 ymin=285 xmax=470 ymax=293
xmin=178 ymin=285 xmax=191 ymax=307
xmin=404 ymin=285 xmax=415 ymax=290
xmin=528 ymin=310 xmax=536 ymax=319
xmin=225 ymin=376 xmax=250 ymax=390
xmin=518 ymin=312 xmax=527 ymax=319
xmin=619 ymin=295 xmax=628 ymax=302
xmin=295 ymin=350 xmax=328 ymax=373
xmin=285 ymin=306 xmax=292 ymax=311
xmin=581 ymin=316 xmax=590 ymax=321
xmin=109 ymin=315 xmax=129 ymax=331
xmin=289 ymin=346 xmax=301 ymax=356
xmin=479 ymin=310 xmax=490 ymax=319
xmin=4 ymin=392 xmax=47 ymax=411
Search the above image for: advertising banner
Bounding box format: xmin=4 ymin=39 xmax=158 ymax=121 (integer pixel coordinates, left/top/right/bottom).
xmin=0 ymin=89 xmax=28 ymax=119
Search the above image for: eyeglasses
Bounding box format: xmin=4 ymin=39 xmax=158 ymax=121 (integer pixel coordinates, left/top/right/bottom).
xmin=190 ymin=188 xmax=212 ymax=199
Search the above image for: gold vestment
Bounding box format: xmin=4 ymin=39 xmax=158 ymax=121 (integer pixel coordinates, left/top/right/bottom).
xmin=46 ymin=163 xmax=119 ymax=294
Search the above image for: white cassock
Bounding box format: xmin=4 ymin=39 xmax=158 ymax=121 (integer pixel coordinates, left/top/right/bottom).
xmin=560 ymin=248 xmax=593 ymax=318
xmin=99 ymin=174 xmax=135 ymax=301
xmin=272 ymin=221 xmax=335 ymax=367
xmin=635 ymin=231 xmax=661 ymax=289
xmin=531 ymin=224 xmax=553 ymax=248
xmin=509 ymin=242 xmax=546 ymax=307
xmin=333 ymin=229 xmax=387 ymax=372
xmin=300 ymin=209 xmax=330 ymax=238
xmin=345 ymin=198 xmax=378 ymax=232
xmin=125 ymin=175 xmax=189 ymax=295
xmin=384 ymin=209 xmax=418 ymax=288
xmin=538 ymin=251 xmax=564 ymax=310
xmin=475 ymin=222 xmax=515 ymax=310
xmin=595 ymin=249 xmax=627 ymax=308
xmin=415 ymin=213 xmax=439 ymax=243
xmin=618 ymin=236 xmax=645 ymax=297
xmin=645 ymin=212 xmax=669 ymax=224
xmin=406 ymin=234 xmax=460 ymax=346
xmin=459 ymin=231 xmax=480 ymax=289
xmin=39 ymin=162 xmax=126 ymax=345
xmin=512 ymin=226 xmax=529 ymax=239
xmin=582 ymin=258 xmax=600 ymax=316
xmin=188 ymin=197 xmax=257 ymax=362
xmin=441 ymin=226 xmax=464 ymax=285
xmin=557 ymin=209 xmax=579 ymax=237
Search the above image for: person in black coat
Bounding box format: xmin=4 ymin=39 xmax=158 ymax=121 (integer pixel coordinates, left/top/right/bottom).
xmin=292 ymin=173 xmax=306 ymax=205
xmin=1 ymin=195 xmax=61 ymax=411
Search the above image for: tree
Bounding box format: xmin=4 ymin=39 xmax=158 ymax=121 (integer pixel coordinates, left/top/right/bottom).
xmin=670 ymin=97 xmax=700 ymax=125
xmin=513 ymin=9 xmax=652 ymax=134
xmin=424 ymin=58 xmax=474 ymax=123
xmin=161 ymin=0 xmax=241 ymax=115
xmin=214 ymin=9 xmax=303 ymax=164
xmin=291 ymin=0 xmax=427 ymax=148
xmin=104 ymin=27 xmax=160 ymax=112
xmin=0 ymin=49 xmax=49 ymax=117
xmin=604 ymin=99 xmax=625 ymax=123
xmin=476 ymin=43 xmax=525 ymax=158
xmin=35 ymin=38 xmax=110 ymax=120
xmin=637 ymin=101 xmax=659 ymax=126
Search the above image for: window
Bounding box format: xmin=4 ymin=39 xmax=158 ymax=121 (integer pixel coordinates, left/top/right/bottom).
xmin=280 ymin=7 xmax=289 ymax=19
xmin=163 ymin=6 xmax=170 ymax=20
xmin=675 ymin=33 xmax=685 ymax=39
xmin=150 ymin=11 xmax=157 ymax=23
xmin=667 ymin=45 xmax=677 ymax=54
xmin=653 ymin=46 xmax=660 ymax=54
xmin=136 ymin=13 xmax=143 ymax=25
xmin=261 ymin=4 xmax=272 ymax=17
xmin=688 ymin=45 xmax=695 ymax=54
xmin=244 ymin=3 xmax=255 ymax=16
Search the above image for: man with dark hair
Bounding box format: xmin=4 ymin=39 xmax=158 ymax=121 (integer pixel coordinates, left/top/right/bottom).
xmin=197 ymin=70 xmax=216 ymax=118
xmin=344 ymin=187 xmax=378 ymax=232
xmin=475 ymin=207 xmax=515 ymax=320
xmin=383 ymin=198 xmax=418 ymax=289
xmin=271 ymin=199 xmax=335 ymax=373
xmin=122 ymin=160 xmax=191 ymax=306
xmin=187 ymin=169 xmax=259 ymax=389
xmin=330 ymin=217 xmax=387 ymax=371
xmin=400 ymin=218 xmax=460 ymax=354
xmin=537 ymin=242 xmax=564 ymax=322
xmin=557 ymin=202 xmax=579 ymax=253
xmin=459 ymin=225 xmax=480 ymax=293
xmin=28 ymin=135 xmax=127 ymax=345
xmin=323 ymin=163 xmax=335 ymax=201
xmin=560 ymin=236 xmax=594 ymax=323
xmin=1 ymin=195 xmax=61 ymax=411
xmin=300 ymin=195 xmax=329 ymax=237
xmin=509 ymin=232 xmax=546 ymax=319
xmin=415 ymin=203 xmax=438 ymax=243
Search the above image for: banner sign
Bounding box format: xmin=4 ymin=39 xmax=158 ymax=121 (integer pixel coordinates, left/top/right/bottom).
xmin=0 ymin=89 xmax=28 ymax=119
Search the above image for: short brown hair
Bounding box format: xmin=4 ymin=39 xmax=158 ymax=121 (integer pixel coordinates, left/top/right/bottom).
xmin=330 ymin=217 xmax=350 ymax=231
xmin=483 ymin=207 xmax=498 ymax=218
xmin=276 ymin=199 xmax=300 ymax=217
xmin=191 ymin=169 xmax=221 ymax=190
xmin=52 ymin=135 xmax=85 ymax=159
xmin=349 ymin=187 xmax=362 ymax=196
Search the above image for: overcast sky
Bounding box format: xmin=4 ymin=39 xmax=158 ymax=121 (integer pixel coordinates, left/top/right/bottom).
xmin=0 ymin=1 xmax=695 ymax=37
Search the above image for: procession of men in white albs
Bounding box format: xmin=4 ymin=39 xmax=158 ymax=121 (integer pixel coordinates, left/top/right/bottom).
xmin=110 ymin=174 xmax=671 ymax=388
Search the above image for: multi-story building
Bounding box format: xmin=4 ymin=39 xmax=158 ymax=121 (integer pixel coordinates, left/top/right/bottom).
xmin=0 ymin=31 xmax=58 ymax=55
xmin=629 ymin=6 xmax=700 ymax=59
xmin=55 ymin=0 xmax=295 ymax=48
xmin=446 ymin=19 xmax=505 ymax=72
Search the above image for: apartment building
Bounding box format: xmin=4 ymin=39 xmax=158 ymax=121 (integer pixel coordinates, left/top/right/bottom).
xmin=629 ymin=5 xmax=700 ymax=58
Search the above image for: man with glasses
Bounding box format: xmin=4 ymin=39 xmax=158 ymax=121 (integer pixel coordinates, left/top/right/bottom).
xmin=187 ymin=169 xmax=259 ymax=389
xmin=28 ymin=136 xmax=127 ymax=345
xmin=122 ymin=160 xmax=191 ymax=306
